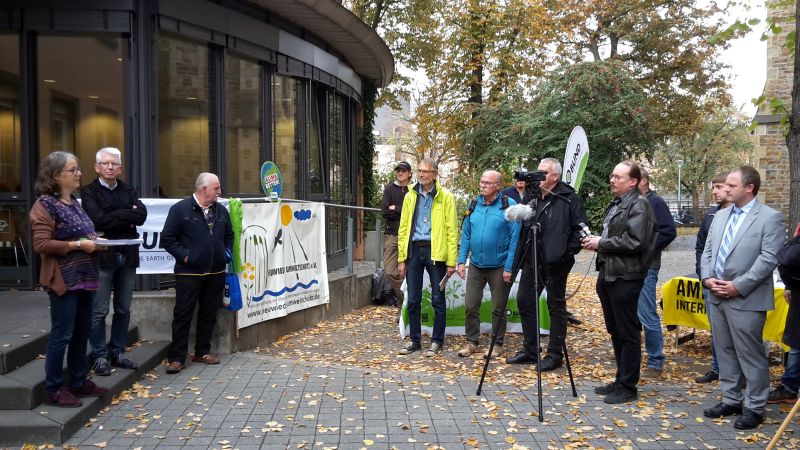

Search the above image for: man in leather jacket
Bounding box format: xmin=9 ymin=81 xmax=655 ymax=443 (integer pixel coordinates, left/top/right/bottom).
xmin=582 ymin=160 xmax=657 ymax=404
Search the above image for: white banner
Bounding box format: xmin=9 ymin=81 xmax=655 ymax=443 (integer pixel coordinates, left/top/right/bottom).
xmin=562 ymin=125 xmax=590 ymax=191
xmin=136 ymin=198 xmax=179 ymax=274
xmin=236 ymin=202 xmax=330 ymax=329
xmin=136 ymin=198 xmax=227 ymax=274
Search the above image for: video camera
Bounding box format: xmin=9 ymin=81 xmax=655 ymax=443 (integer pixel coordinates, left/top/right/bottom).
xmin=514 ymin=169 xmax=547 ymax=184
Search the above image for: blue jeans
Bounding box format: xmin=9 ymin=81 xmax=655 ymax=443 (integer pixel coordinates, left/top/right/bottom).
xmin=405 ymin=244 xmax=447 ymax=346
xmin=45 ymin=290 xmax=93 ymax=393
xmin=782 ymin=347 xmax=800 ymax=393
xmin=89 ymin=253 xmax=136 ymax=360
xmin=703 ymin=288 xmax=719 ymax=373
xmin=637 ymin=267 xmax=664 ymax=370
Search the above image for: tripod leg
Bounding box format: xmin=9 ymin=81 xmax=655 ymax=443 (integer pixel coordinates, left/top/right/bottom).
xmin=563 ymin=342 xmax=577 ymax=397
xmin=477 ymin=308 xmax=510 ymax=395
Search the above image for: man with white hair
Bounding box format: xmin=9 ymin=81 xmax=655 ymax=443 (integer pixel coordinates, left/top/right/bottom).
xmin=161 ymin=173 xmax=233 ymax=374
xmin=81 ymin=147 xmax=147 ymax=376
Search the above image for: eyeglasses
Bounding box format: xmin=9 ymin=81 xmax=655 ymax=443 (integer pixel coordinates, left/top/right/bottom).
xmin=480 ymin=180 xmax=499 ymax=185
xmin=97 ymin=161 xmax=121 ymax=167
xmin=418 ymin=169 xmax=437 ymax=175
xmin=62 ymin=168 xmax=82 ymax=175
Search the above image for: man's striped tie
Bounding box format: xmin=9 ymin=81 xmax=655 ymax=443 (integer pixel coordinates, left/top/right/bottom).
xmin=714 ymin=208 xmax=741 ymax=278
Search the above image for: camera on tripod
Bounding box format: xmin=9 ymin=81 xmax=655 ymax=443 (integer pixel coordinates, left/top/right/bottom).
xmin=513 ymin=169 xmax=547 ymax=183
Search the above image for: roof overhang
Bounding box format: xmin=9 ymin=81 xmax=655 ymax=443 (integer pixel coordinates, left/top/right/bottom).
xmin=246 ymin=0 xmax=394 ymax=87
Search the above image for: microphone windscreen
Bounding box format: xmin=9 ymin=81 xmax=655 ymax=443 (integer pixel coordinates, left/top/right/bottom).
xmin=505 ymin=203 xmax=534 ymax=222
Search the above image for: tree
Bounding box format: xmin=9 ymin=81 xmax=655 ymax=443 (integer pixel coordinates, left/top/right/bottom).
xmin=464 ymin=60 xmax=656 ymax=228
xmin=652 ymin=104 xmax=755 ymax=222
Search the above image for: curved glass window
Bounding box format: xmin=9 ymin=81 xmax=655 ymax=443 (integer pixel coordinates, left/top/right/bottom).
xmin=225 ymin=54 xmax=261 ymax=194
xmin=273 ymin=75 xmax=299 ymax=199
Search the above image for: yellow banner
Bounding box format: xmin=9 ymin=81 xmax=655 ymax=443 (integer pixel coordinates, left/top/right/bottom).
xmin=661 ymin=276 xmax=788 ymax=345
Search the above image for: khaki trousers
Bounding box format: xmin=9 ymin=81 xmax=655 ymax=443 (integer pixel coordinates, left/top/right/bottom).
xmin=382 ymin=234 xmax=404 ymax=302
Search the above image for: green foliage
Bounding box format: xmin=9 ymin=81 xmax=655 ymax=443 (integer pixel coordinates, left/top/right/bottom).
xmin=359 ymin=80 xmax=378 ymax=211
xmin=463 ymin=60 xmax=656 ymax=229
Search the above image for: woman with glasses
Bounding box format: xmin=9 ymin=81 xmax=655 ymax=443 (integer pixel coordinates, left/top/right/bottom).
xmin=29 ymin=151 xmax=108 ymax=407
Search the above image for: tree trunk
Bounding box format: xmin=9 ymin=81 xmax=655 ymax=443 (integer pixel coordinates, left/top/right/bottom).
xmin=789 ymin=0 xmax=800 ymax=230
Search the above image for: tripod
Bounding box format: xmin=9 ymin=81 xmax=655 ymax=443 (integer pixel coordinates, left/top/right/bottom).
xmin=476 ymin=189 xmax=577 ymax=422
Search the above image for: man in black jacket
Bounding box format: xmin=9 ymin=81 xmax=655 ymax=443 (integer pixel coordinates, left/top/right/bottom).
xmin=381 ymin=161 xmax=411 ymax=305
xmin=582 ymin=160 xmax=657 ymax=404
xmin=506 ymin=158 xmax=588 ymax=371
xmin=694 ymin=172 xmax=730 ymax=383
xmin=768 ymin=222 xmax=800 ymax=404
xmin=161 ymin=173 xmax=233 ymax=374
xmin=81 ymin=147 xmax=147 ymax=376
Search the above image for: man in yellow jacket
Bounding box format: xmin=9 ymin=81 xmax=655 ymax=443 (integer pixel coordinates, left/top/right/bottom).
xmin=397 ymin=158 xmax=459 ymax=357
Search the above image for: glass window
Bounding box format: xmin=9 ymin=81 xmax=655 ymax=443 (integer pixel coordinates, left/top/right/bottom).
xmin=272 ymin=75 xmax=299 ymax=199
xmin=37 ymin=34 xmax=126 ymax=180
xmin=308 ymin=87 xmax=325 ymax=195
xmin=0 ymin=34 xmax=20 ymax=195
xmin=225 ymin=54 xmax=261 ymax=194
xmin=326 ymin=92 xmax=345 ymax=254
xmin=0 ymin=204 xmax=30 ymax=286
xmin=157 ymin=33 xmax=209 ymax=198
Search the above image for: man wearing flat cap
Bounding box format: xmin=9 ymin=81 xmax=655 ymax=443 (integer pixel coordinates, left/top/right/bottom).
xmin=381 ymin=161 xmax=412 ymax=305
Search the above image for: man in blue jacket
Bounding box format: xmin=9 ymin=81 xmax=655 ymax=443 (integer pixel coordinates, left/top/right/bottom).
xmin=637 ymin=169 xmax=676 ymax=378
xmin=456 ymin=170 xmax=521 ymax=358
xmin=161 ymin=173 xmax=233 ymax=374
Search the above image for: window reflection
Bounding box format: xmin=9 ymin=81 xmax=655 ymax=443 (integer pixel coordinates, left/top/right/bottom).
xmin=273 ymin=75 xmax=299 ymax=198
xmin=225 ymin=54 xmax=261 ymax=194
xmin=157 ymin=33 xmax=209 ymax=198
xmin=0 ymin=204 xmax=30 ymax=286
xmin=308 ymin=86 xmax=325 ymax=195
xmin=0 ymin=34 xmax=20 ymax=194
xmin=37 ymin=34 xmax=126 ymax=180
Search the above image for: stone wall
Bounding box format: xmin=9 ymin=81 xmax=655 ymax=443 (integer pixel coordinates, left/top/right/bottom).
xmin=754 ymin=1 xmax=795 ymax=220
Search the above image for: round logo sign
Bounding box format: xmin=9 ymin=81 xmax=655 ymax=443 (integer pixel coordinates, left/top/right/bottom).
xmin=260 ymin=161 xmax=282 ymax=198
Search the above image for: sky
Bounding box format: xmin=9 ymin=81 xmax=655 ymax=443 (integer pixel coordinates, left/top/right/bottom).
xmin=717 ymin=2 xmax=768 ymax=117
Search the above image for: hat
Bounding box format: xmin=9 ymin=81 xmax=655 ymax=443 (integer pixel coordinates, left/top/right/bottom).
xmin=395 ymin=161 xmax=412 ymax=172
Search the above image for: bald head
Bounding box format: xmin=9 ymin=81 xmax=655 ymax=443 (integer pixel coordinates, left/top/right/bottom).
xmin=479 ymin=170 xmax=502 ymax=203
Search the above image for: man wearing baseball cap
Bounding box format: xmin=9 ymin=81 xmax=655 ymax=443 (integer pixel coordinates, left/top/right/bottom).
xmin=380 ymin=161 xmax=412 ymax=305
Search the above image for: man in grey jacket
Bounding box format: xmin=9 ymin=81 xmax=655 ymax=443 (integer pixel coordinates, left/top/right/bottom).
xmin=582 ymin=160 xmax=657 ymax=404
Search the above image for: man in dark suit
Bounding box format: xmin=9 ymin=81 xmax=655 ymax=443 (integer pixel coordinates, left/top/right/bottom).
xmin=701 ymin=166 xmax=785 ymax=430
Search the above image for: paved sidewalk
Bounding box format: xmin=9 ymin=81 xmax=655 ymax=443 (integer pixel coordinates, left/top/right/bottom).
xmin=64 ymin=351 xmax=790 ymax=449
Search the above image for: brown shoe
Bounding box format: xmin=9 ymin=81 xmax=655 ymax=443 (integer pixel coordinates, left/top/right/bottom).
xmin=642 ymin=367 xmax=663 ymax=379
xmin=43 ymin=388 xmax=83 ymax=408
xmin=166 ymin=361 xmax=184 ymax=374
xmin=484 ymin=344 xmax=503 ymax=359
xmin=68 ymin=379 xmax=108 ymax=398
xmin=457 ymin=343 xmax=479 ymax=357
xmin=192 ymin=354 xmax=220 ymax=364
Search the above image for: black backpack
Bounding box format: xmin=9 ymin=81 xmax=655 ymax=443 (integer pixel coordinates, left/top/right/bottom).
xmin=371 ymin=268 xmax=397 ymax=305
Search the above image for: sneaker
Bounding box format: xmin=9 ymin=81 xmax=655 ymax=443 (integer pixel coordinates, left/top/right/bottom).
xmin=68 ymin=379 xmax=109 ymax=398
xmin=594 ymin=382 xmax=618 ymax=395
xmin=111 ymin=354 xmax=138 ymax=370
xmin=604 ymin=388 xmax=637 ymax=404
xmin=641 ymin=367 xmax=663 ymax=379
xmin=43 ymin=388 xmax=82 ymax=408
xmin=695 ymin=370 xmax=719 ymax=383
xmin=484 ymin=344 xmax=504 ymax=359
xmin=457 ymin=343 xmax=479 ymax=357
xmin=768 ymin=385 xmax=798 ymax=404
xmin=398 ymin=342 xmax=422 ymax=355
xmin=425 ymin=342 xmax=442 ymax=357
xmin=92 ymin=357 xmax=111 ymax=376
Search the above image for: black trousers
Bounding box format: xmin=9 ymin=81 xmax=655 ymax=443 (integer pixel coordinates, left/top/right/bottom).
xmin=168 ymin=273 xmax=225 ymax=363
xmin=517 ymin=257 xmax=573 ymax=358
xmin=595 ymin=267 xmax=644 ymax=393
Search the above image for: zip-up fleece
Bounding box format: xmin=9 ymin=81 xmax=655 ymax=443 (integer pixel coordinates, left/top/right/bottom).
xmin=397 ymin=181 xmax=458 ymax=267
xmin=457 ymin=194 xmax=520 ymax=272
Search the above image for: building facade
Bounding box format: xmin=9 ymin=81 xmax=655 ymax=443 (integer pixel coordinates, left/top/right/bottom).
xmin=0 ymin=0 xmax=393 ymax=288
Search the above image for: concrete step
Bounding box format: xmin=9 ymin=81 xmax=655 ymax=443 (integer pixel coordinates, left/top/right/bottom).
xmin=0 ymin=329 xmax=49 ymax=375
xmin=0 ymin=326 xmax=142 ymax=409
xmin=0 ymin=339 xmax=169 ymax=447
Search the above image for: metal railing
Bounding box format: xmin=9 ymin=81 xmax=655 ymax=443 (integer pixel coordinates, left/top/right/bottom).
xmin=239 ymin=197 xmax=382 ymax=274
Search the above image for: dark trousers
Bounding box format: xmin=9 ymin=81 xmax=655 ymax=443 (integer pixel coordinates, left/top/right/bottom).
xmin=596 ymin=267 xmax=644 ymax=393
xmin=463 ymin=266 xmax=509 ymax=346
xmin=168 ymin=273 xmax=225 ymax=364
xmin=518 ymin=258 xmax=573 ymax=358
xmin=45 ymin=290 xmax=93 ymax=393
xmin=405 ymin=244 xmax=447 ymax=345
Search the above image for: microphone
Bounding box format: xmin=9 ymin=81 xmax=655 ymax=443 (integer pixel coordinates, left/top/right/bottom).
xmin=505 ymin=203 xmax=534 ymax=222
xmin=578 ymin=222 xmax=592 ymax=239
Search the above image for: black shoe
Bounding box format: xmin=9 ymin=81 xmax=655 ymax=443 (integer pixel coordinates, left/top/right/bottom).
xmin=734 ymin=409 xmax=763 ymax=430
xmin=539 ymin=355 xmax=562 ymax=372
xmin=566 ymin=311 xmax=582 ymax=325
xmin=768 ymin=385 xmax=798 ymax=404
xmin=92 ymin=357 xmax=111 ymax=376
xmin=594 ymin=382 xmax=617 ymax=395
xmin=398 ymin=341 xmax=422 ymax=355
xmin=111 ymin=354 xmax=138 ymax=370
xmin=604 ymin=388 xmax=637 ymax=404
xmin=505 ymin=351 xmax=536 ymax=365
xmin=703 ymin=402 xmax=743 ymax=418
xmin=695 ymin=370 xmax=719 ymax=383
